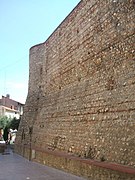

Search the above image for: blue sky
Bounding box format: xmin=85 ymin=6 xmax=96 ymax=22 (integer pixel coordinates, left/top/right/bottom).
xmin=0 ymin=0 xmax=80 ymax=104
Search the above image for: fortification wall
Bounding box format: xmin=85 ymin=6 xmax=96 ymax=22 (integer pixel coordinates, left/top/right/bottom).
xmin=15 ymin=0 xmax=135 ymax=179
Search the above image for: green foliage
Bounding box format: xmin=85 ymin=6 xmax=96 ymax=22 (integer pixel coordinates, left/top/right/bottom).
xmin=8 ymin=117 xmax=20 ymax=130
xmin=0 ymin=116 xmax=20 ymax=130
xmin=3 ymin=126 xmax=9 ymax=142
xmin=0 ymin=116 xmax=12 ymax=129
xmin=0 ymin=116 xmax=20 ymax=142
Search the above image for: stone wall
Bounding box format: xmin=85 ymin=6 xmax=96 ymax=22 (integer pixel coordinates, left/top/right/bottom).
xmin=15 ymin=0 xmax=135 ymax=179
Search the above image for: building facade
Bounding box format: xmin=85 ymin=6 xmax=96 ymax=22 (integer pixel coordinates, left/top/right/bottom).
xmin=0 ymin=94 xmax=24 ymax=119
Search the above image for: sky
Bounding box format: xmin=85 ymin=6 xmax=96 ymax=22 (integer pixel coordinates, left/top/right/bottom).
xmin=0 ymin=0 xmax=80 ymax=104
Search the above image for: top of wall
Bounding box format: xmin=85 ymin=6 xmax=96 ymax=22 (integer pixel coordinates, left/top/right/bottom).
xmin=30 ymin=1 xmax=82 ymax=50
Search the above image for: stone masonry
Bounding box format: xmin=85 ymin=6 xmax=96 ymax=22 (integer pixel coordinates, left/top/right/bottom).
xmin=15 ymin=0 xmax=135 ymax=179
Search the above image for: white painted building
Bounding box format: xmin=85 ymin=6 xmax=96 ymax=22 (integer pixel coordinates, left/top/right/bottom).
xmin=0 ymin=94 xmax=24 ymax=119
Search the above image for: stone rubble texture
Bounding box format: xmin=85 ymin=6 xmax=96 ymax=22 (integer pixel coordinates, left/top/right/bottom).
xmin=15 ymin=0 xmax=135 ymax=179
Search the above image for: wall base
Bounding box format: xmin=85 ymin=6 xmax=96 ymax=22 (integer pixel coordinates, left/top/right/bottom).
xmin=15 ymin=144 xmax=135 ymax=180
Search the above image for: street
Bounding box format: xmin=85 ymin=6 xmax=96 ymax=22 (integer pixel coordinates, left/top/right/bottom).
xmin=0 ymin=146 xmax=87 ymax=180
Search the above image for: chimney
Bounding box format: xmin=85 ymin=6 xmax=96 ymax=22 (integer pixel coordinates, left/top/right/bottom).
xmin=6 ymin=94 xmax=10 ymax=98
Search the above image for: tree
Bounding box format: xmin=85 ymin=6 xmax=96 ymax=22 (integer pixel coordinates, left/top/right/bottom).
xmin=0 ymin=116 xmax=21 ymax=143
xmin=0 ymin=116 xmax=20 ymax=130
xmin=8 ymin=117 xmax=20 ymax=130
xmin=0 ymin=116 xmax=11 ymax=129
xmin=3 ymin=126 xmax=9 ymax=142
xmin=0 ymin=116 xmax=12 ymax=142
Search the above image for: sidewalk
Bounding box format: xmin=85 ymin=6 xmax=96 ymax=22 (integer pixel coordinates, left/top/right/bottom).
xmin=0 ymin=145 xmax=88 ymax=180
